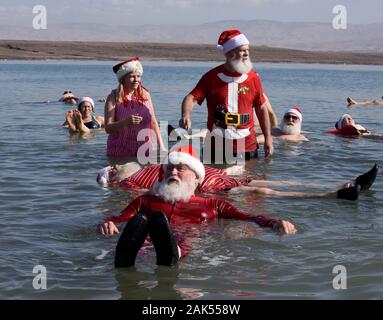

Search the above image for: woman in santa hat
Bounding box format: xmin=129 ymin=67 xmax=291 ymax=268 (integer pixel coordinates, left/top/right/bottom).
xmin=104 ymin=57 xmax=166 ymax=159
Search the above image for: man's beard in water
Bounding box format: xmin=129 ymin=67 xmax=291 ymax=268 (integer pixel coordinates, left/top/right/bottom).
xmin=228 ymin=56 xmax=253 ymax=74
xmin=280 ymin=121 xmax=302 ymax=135
xmin=152 ymin=178 xmax=197 ymax=203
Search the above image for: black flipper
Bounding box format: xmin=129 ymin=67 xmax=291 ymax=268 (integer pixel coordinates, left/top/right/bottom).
xmin=114 ymin=213 xmax=150 ymax=268
xmin=355 ymin=164 xmax=378 ymax=191
xmin=337 ymin=184 xmax=361 ymax=201
xmin=148 ymin=211 xmax=179 ymax=266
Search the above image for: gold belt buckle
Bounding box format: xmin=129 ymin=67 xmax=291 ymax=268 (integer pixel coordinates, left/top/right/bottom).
xmin=225 ymin=113 xmax=240 ymax=126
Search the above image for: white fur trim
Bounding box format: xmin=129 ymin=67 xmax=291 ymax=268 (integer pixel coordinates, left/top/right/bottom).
xmin=166 ymin=152 xmax=205 ymax=181
xmin=285 ymin=108 xmax=302 ymax=122
xmin=97 ymin=166 xmax=111 ymax=186
xmin=212 ymin=124 xmax=250 ymax=139
xmin=116 ymin=60 xmax=143 ymax=81
xmin=354 ymin=124 xmax=366 ymax=131
xmin=218 ymin=34 xmax=250 ymax=54
xmin=336 ymin=114 xmax=351 ymax=129
xmin=217 ymin=73 xmax=248 ymax=83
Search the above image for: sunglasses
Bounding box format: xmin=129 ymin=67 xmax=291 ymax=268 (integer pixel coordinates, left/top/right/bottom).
xmin=284 ymin=114 xmax=299 ymax=121
xmin=63 ymin=91 xmax=72 ymax=94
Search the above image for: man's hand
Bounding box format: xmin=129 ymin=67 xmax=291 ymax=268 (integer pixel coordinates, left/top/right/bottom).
xmin=179 ymin=117 xmax=192 ymax=130
xmin=273 ymin=220 xmax=296 ymax=234
xmin=99 ymin=221 xmax=119 ymax=235
xmin=264 ymin=136 xmax=274 ymax=158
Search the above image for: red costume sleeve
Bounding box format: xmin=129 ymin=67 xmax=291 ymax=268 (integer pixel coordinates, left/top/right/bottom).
xmin=214 ymin=198 xmax=280 ymax=229
xmin=339 ymin=125 xmax=360 ymax=136
xmin=189 ymin=73 xmax=210 ymax=105
xmin=104 ymin=196 xmax=145 ymax=224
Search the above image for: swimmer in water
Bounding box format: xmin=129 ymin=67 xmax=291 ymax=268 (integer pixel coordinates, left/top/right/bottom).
xmin=62 ymin=96 xmax=105 ymax=134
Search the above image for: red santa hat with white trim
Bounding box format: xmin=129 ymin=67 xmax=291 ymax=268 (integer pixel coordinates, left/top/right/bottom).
xmin=284 ymin=107 xmax=303 ymax=121
xmin=335 ymin=114 xmax=350 ymax=130
xmin=217 ymin=29 xmax=250 ymax=54
xmin=113 ymin=57 xmax=143 ymax=82
xmin=161 ymin=145 xmax=205 ymax=182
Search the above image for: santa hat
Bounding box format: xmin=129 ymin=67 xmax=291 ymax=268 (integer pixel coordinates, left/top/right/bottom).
xmin=335 ymin=114 xmax=351 ymax=130
xmin=113 ymin=57 xmax=143 ymax=82
xmin=162 ymin=145 xmax=205 ymax=182
xmin=77 ymin=96 xmax=95 ymax=110
xmin=284 ymin=107 xmax=302 ymax=121
xmin=217 ymin=29 xmax=250 ymax=54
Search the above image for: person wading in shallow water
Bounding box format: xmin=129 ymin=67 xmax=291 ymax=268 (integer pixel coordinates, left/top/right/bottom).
xmin=179 ymin=29 xmax=273 ymax=163
xmin=63 ymin=96 xmax=104 ymax=134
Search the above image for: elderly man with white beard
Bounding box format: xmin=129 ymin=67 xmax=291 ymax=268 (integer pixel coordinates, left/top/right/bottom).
xmin=98 ymin=146 xmax=296 ymax=268
xmin=179 ymin=29 xmax=273 ymax=163
xmin=257 ymin=107 xmax=308 ymax=144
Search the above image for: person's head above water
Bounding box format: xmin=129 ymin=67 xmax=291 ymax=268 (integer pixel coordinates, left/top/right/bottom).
xmin=280 ymin=107 xmax=302 ymax=135
xmin=97 ymin=162 xmax=142 ymax=186
xmin=335 ymin=114 xmax=355 ymax=130
xmin=60 ymin=90 xmax=78 ymax=104
xmin=217 ymin=29 xmax=252 ymax=74
xmin=112 ymin=57 xmax=147 ymax=103
xmin=153 ymin=145 xmax=205 ymax=203
xmin=77 ymin=96 xmax=95 ymax=113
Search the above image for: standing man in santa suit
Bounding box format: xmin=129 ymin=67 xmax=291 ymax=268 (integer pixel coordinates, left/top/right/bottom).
xmin=179 ymin=29 xmax=273 ymax=163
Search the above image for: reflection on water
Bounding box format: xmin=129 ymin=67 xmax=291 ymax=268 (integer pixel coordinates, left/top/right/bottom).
xmin=115 ymin=267 xmax=206 ymax=300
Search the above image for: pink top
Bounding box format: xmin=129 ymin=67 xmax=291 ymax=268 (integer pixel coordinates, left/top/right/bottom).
xmin=107 ymin=90 xmax=154 ymax=158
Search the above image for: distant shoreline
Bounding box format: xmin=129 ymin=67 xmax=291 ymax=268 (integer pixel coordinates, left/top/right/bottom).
xmin=2 ymin=40 xmax=383 ymax=65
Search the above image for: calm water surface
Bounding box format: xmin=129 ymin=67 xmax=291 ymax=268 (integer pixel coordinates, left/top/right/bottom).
xmin=0 ymin=60 xmax=382 ymax=299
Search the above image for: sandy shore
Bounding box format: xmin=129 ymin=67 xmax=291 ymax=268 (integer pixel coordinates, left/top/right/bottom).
xmin=1 ymin=40 xmax=383 ymax=65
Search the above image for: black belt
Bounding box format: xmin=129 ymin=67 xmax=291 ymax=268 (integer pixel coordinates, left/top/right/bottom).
xmin=214 ymin=110 xmax=250 ymax=127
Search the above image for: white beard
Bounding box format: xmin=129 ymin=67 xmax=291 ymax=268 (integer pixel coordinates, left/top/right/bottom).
xmin=228 ymin=57 xmax=253 ymax=74
xmin=280 ymin=122 xmax=301 ymax=135
xmin=151 ymin=178 xmax=197 ymax=203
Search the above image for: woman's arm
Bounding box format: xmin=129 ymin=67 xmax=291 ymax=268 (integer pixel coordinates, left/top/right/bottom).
xmin=96 ymin=115 xmax=105 ymax=128
xmin=147 ymin=94 xmax=167 ymax=151
xmin=73 ymin=110 xmax=91 ymax=134
xmin=65 ymin=110 xmax=78 ymax=134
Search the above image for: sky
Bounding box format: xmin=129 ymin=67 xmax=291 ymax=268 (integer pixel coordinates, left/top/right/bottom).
xmin=1 ymin=0 xmax=382 ymax=26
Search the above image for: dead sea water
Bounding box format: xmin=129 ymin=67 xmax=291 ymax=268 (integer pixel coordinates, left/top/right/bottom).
xmin=0 ymin=60 xmax=382 ymax=299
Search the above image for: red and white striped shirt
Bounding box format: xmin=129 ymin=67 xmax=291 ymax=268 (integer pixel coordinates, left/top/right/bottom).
xmin=119 ymin=164 xmax=250 ymax=192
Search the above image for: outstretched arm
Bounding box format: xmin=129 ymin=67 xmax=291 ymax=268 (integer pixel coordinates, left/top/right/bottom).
xmin=98 ymin=196 xmax=145 ymax=235
xmin=215 ymin=199 xmax=296 ymax=234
